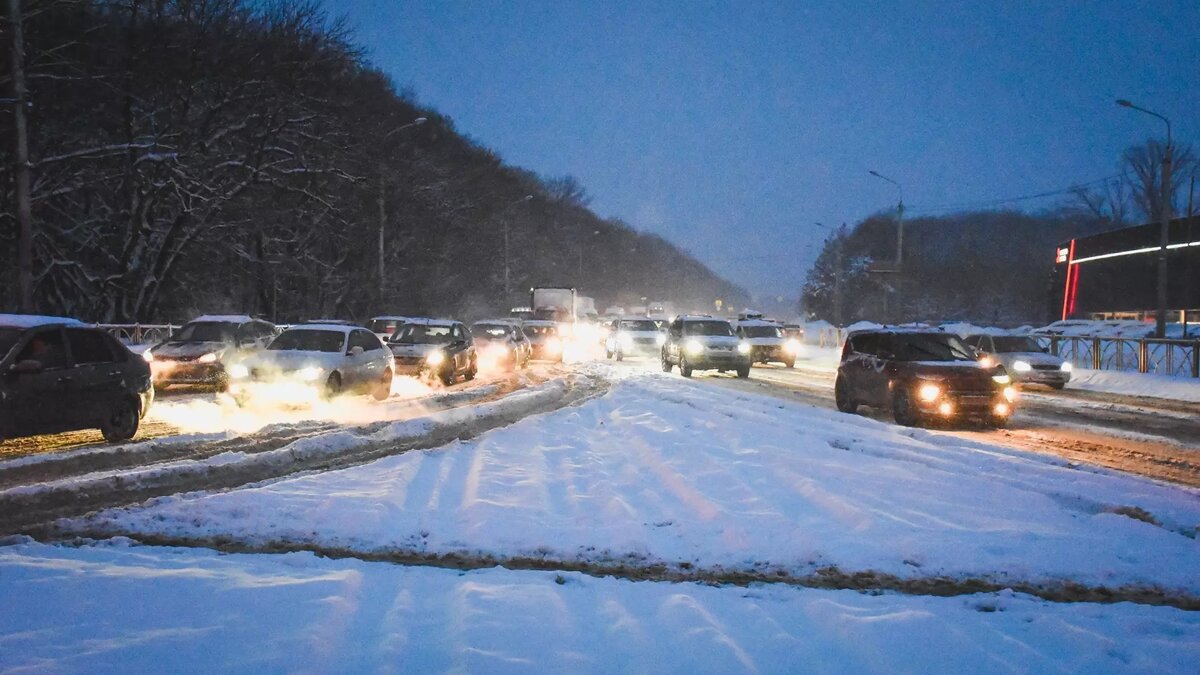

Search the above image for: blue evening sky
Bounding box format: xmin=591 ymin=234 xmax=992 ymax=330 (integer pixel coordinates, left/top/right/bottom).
xmin=332 ymin=0 xmax=1200 ymax=300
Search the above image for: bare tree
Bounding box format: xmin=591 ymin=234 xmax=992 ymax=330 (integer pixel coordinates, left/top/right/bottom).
xmin=1122 ymin=139 xmax=1196 ymax=222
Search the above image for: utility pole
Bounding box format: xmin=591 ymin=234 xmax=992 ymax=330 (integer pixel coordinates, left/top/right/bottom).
xmin=869 ymin=170 xmax=905 ymax=322
xmin=1117 ymin=99 xmax=1173 ymax=338
xmin=7 ymin=0 xmax=34 ymax=312
xmin=1186 ymin=175 xmax=1195 ymax=338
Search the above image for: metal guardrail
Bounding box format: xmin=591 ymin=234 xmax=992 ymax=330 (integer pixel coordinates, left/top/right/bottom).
xmin=93 ymin=324 xmax=179 ymax=345
xmin=1045 ymin=336 xmax=1200 ymax=379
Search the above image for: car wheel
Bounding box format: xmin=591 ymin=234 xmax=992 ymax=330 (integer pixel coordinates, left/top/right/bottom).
xmin=100 ymin=397 xmax=140 ymax=443
xmin=989 ymin=415 xmax=1010 ymax=429
xmin=605 ymin=349 xmax=613 ymax=359
xmin=834 ymin=377 xmax=858 ymax=413
xmin=615 ymin=350 xmax=624 ymax=362
xmin=892 ymin=389 xmax=920 ymax=427
xmin=465 ymin=358 xmax=477 ymax=381
xmin=325 ymin=372 xmax=343 ymax=399
xmin=440 ymin=367 xmax=454 ymax=386
xmin=372 ymin=371 xmax=392 ymax=401
xmin=784 ymin=358 xmax=795 ymax=369
xmin=680 ymin=356 xmax=693 ymax=378
xmin=661 ymin=352 xmax=673 ymax=373
xmin=736 ymin=365 xmax=750 ymax=379
xmin=1049 ymin=382 xmax=1065 ymax=390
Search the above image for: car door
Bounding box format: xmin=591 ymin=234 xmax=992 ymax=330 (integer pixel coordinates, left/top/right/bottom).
xmin=65 ymin=328 xmax=128 ymax=426
xmin=346 ymin=330 xmax=379 ymax=387
xmin=450 ymin=324 xmax=469 ymax=373
xmin=843 ymin=334 xmax=883 ymax=406
xmin=6 ymin=327 xmax=82 ymax=434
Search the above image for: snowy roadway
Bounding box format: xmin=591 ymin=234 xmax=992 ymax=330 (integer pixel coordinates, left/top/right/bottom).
xmin=1 ymin=360 xmax=1198 ymax=672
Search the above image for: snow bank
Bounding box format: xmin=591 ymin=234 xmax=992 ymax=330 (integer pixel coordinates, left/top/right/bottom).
xmin=70 ymin=372 xmax=1200 ymax=595
xmin=2 ymin=540 xmax=1197 ymax=674
xmin=1068 ymin=369 xmax=1200 ymax=403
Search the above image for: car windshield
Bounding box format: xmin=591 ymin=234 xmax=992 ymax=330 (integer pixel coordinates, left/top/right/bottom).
xmin=523 ymin=324 xmax=557 ymax=337
xmin=395 ymin=324 xmax=453 ymax=344
xmin=890 ymin=334 xmax=975 ymax=362
xmin=367 ymin=319 xmax=405 ymax=335
xmin=0 ymin=328 xmax=23 ymax=361
xmin=267 ymin=329 xmax=344 ymax=353
xmin=991 ymin=336 xmax=1044 ymax=353
xmin=619 ymin=320 xmax=658 ymax=332
xmin=684 ymin=321 xmax=733 ymax=337
xmin=742 ymin=325 xmax=782 ymax=338
xmin=173 ymin=322 xmax=237 ymax=343
xmin=473 ymin=324 xmax=510 ymax=340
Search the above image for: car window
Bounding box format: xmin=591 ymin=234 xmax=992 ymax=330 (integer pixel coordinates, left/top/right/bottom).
xmin=741 ymin=325 xmax=782 ymax=338
xmin=0 ymin=328 xmax=24 ymax=362
xmin=397 ymin=324 xmax=454 ymax=344
xmin=350 ymin=330 xmax=382 ymax=351
xmin=17 ymin=328 xmax=69 ymax=369
xmin=67 ymin=328 xmax=119 ymax=364
xmin=850 ymin=334 xmax=879 ymax=356
xmin=174 ymin=321 xmax=237 ymax=343
xmin=684 ymin=321 xmax=733 ymax=337
xmin=269 ymin=329 xmax=345 ymax=352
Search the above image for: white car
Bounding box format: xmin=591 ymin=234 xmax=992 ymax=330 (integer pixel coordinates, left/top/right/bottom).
xmin=605 ymin=318 xmax=665 ymax=360
xmin=367 ymin=316 xmax=411 ymax=341
xmin=734 ymin=319 xmax=797 ymax=368
xmin=228 ymin=324 xmax=393 ymax=401
xmin=965 ymin=334 xmax=1072 ymax=389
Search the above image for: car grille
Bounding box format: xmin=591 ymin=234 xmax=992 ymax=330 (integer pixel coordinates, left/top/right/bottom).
xmin=634 ymin=337 xmax=657 ymax=345
xmin=1032 ymin=364 xmax=1060 ymax=371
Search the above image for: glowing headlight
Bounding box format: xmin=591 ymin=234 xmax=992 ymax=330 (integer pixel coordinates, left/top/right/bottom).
xmin=1060 ymin=362 xmax=1073 ymax=373
xmin=737 ymin=342 xmax=751 ymax=354
xmin=298 ymin=366 xmax=324 ymax=381
xmin=545 ymin=337 xmax=562 ymax=353
xmin=142 ymin=350 xmax=155 ymax=363
xmin=1003 ymin=386 xmax=1017 ymax=403
xmin=426 ymin=350 xmax=446 ymax=366
xmin=994 ymin=402 xmax=1011 ymax=416
xmin=785 ymin=339 xmax=802 ymax=354
xmin=685 ymin=340 xmax=704 ymax=356
xmin=1012 ymin=360 xmax=1032 ymax=373
xmin=992 ymin=373 xmax=1011 ymax=385
xmin=228 ymin=364 xmax=250 ymax=379
xmin=198 ymin=352 xmax=219 ymax=364
xmin=618 ymin=332 xmax=633 ymax=346
xmin=978 ymin=355 xmax=995 ymax=369
xmin=917 ymin=382 xmax=942 ymax=402
xmin=656 ymin=333 xmax=666 ymax=346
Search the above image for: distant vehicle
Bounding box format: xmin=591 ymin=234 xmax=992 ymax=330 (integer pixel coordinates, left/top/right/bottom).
xmin=835 ymin=328 xmax=1015 ymax=428
xmin=471 ymin=321 xmax=530 ymax=371
xmin=301 ymin=319 xmax=360 ymax=327
xmin=1 ymin=314 xmax=153 ymax=443
xmin=661 ymin=315 xmax=751 ymax=378
xmin=229 ymin=324 xmax=393 ymax=401
xmin=522 ymin=320 xmax=564 ymax=362
xmin=530 ymin=287 xmax=577 ymax=330
xmin=965 ymin=334 xmax=1072 ymax=389
xmin=734 ymin=319 xmax=794 ymax=368
xmin=367 ymin=316 xmax=411 ymax=341
xmin=737 ymin=309 xmax=765 ymax=321
xmin=145 ymin=315 xmax=276 ymax=389
xmin=388 ymin=319 xmax=477 ymax=385
xmin=605 ymin=318 xmax=665 ymax=360
xmin=647 ymin=301 xmax=675 ymax=321
xmin=576 ymin=295 xmax=598 ymax=321
xmin=604 ymin=306 xmax=625 ymax=317
xmin=782 ymin=323 xmax=806 ymax=356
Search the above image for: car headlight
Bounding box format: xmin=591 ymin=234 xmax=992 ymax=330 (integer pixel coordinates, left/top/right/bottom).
xmin=785 ymin=339 xmax=802 ymax=354
xmin=656 ymin=334 xmax=666 ymax=346
xmin=298 ymin=366 xmax=324 ymax=381
xmin=992 ymin=373 xmax=1011 ymax=385
xmin=198 ymin=352 xmax=219 ymax=364
xmin=737 ymin=342 xmax=751 ymax=354
xmin=142 ymin=350 xmax=155 ymax=363
xmin=685 ymin=340 xmax=704 ymax=356
xmin=917 ymin=382 xmax=942 ymax=402
xmin=545 ymin=337 xmax=562 ymax=353
xmin=228 ymin=364 xmax=250 ymax=379
xmin=426 ymin=350 xmax=446 ymax=366
xmin=978 ymin=355 xmax=995 ymax=369
xmin=1060 ymin=362 xmax=1073 ymax=373
xmin=1012 ymin=360 xmax=1032 ymax=372
xmin=1003 ymin=386 xmax=1017 ymax=403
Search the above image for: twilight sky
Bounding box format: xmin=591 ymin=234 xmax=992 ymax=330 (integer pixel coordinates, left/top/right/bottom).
xmin=333 ymin=0 xmax=1200 ymax=300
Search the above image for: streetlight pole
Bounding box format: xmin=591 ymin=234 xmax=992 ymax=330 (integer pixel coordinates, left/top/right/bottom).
xmin=869 ymin=170 xmax=905 ymax=321
xmin=1117 ymin=99 xmax=1173 ymax=338
xmin=377 ymin=116 xmax=427 ymax=303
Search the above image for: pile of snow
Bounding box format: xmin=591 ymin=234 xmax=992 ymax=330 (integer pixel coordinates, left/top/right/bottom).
xmin=1068 ymin=369 xmax=1200 ymax=404
xmin=4 ymin=541 xmax=1198 ymax=673
xmin=68 ymin=372 xmax=1200 ymax=595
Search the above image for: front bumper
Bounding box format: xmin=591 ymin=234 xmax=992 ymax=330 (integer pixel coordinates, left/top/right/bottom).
xmin=615 ymin=339 xmax=661 ymax=355
xmin=151 ymin=360 xmax=226 ymax=386
xmin=748 ymin=345 xmax=788 ymax=362
xmin=1014 ymin=368 xmax=1071 ymax=386
xmin=915 ymin=390 xmax=1012 ymax=419
xmin=392 ymin=356 xmax=430 ymax=376
xmin=684 ymin=349 xmax=751 ymax=370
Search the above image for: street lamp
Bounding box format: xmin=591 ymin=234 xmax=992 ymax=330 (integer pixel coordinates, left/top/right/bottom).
xmin=869 ymin=170 xmax=905 ymax=322
xmin=501 ymin=195 xmax=533 ymax=298
xmin=1117 ymin=98 xmax=1173 ymax=338
xmin=377 ymin=116 xmax=428 ymax=302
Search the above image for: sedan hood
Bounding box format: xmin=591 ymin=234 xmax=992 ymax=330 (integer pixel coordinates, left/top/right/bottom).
xmin=153 ymin=341 xmax=227 ymax=360
xmin=249 ymin=350 xmax=340 ymax=373
xmin=389 ymin=343 xmax=441 ymax=359
xmin=997 ymin=352 xmax=1065 ymax=367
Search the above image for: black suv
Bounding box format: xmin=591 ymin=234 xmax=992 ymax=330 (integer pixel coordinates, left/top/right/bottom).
xmin=834 ymin=328 xmax=1015 ymax=427
xmin=146 ymin=315 xmax=276 ymax=389
xmin=0 ymin=315 xmax=154 ymax=443
xmin=661 ymin=316 xmax=752 ymax=378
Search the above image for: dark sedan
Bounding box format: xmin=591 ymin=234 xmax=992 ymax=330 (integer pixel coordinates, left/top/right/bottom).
xmin=1 ymin=315 xmax=154 ymax=443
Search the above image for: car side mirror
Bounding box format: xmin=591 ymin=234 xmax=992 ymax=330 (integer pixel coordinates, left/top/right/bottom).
xmin=10 ymin=359 xmax=44 ymax=375
xmin=348 ymin=346 xmax=364 ymax=357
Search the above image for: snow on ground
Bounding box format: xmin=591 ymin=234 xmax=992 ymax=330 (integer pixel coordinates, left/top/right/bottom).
xmin=1067 ymin=368 xmax=1200 ymax=404
xmin=69 ymin=368 xmax=1200 ymax=595
xmin=2 ymin=540 xmax=1198 ymax=674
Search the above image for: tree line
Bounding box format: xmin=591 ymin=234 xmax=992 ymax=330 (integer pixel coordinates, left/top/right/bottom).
xmin=802 ymin=140 xmax=1197 ymax=327
xmin=1 ymin=0 xmax=748 ymax=323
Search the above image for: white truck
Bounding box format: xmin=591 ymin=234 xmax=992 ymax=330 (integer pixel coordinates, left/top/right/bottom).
xmin=530 ymin=287 xmax=577 ymax=326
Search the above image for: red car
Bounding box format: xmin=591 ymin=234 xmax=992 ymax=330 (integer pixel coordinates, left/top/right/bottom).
xmin=834 ymin=328 xmax=1016 ymax=427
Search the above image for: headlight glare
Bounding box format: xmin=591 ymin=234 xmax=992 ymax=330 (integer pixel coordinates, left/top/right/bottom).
xmin=298 ymin=366 xmax=324 ymax=381
xmin=685 ymin=340 xmax=704 ymax=356
xmin=228 ymin=364 xmax=249 ymax=379
xmin=141 ymin=350 xmax=155 ymax=363
xmin=737 ymin=342 xmax=751 ymax=354
xmin=917 ymin=382 xmax=942 ymax=402
xmin=1060 ymin=361 xmax=1073 ymax=373
xmin=1003 ymin=386 xmax=1017 ymax=403
xmin=1012 ymin=360 xmax=1032 ymax=372
xmin=992 ymin=373 xmax=1011 ymax=384
xmin=198 ymin=352 xmax=219 ymax=364
xmin=785 ymin=339 xmax=802 ymax=354
xmin=426 ymin=350 xmax=446 ymax=366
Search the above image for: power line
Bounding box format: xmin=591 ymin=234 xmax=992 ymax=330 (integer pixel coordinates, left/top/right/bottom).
xmin=907 ymin=173 xmax=1125 ymax=214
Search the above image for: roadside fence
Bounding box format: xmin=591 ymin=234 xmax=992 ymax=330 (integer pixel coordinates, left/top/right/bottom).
xmin=1045 ymin=336 xmax=1200 ymax=379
